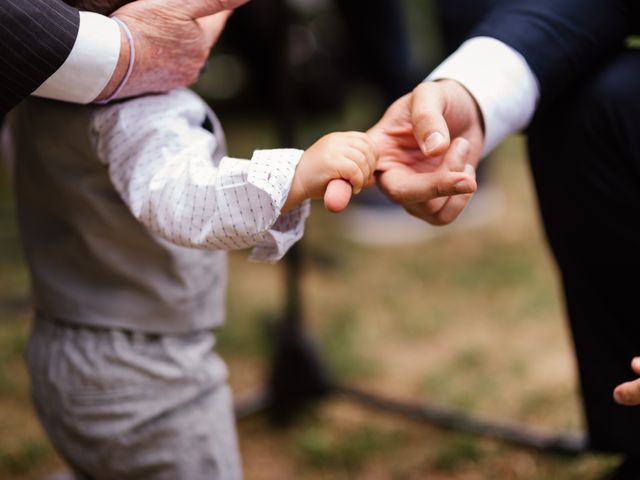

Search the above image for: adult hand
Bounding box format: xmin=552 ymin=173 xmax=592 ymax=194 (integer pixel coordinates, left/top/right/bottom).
xmin=614 ymin=358 xmax=640 ymax=406
xmin=369 ymin=79 xmax=485 ymax=225
xmin=96 ymin=0 xmax=250 ymax=101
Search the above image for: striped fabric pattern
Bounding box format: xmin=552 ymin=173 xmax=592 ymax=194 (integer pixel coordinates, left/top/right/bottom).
xmin=0 ymin=0 xmax=79 ymax=116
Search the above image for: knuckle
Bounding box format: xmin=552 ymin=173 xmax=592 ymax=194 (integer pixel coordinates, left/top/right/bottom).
xmin=347 ymin=161 xmax=361 ymax=176
xmin=412 ymin=109 xmax=438 ymax=127
xmin=413 ymin=81 xmax=432 ymax=95
xmin=385 ymin=184 xmax=407 ymax=204
xmin=349 ymin=131 xmax=368 ymax=141
xmin=353 ymin=150 xmax=367 ymax=164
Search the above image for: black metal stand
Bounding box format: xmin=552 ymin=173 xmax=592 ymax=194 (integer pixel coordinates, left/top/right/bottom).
xmin=233 ymin=0 xmax=588 ymax=457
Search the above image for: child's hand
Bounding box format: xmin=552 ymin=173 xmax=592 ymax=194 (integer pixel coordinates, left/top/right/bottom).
xmin=284 ymin=132 xmax=378 ymax=213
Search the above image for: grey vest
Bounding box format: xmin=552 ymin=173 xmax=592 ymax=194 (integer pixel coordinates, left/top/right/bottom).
xmin=11 ymin=97 xmax=227 ymax=333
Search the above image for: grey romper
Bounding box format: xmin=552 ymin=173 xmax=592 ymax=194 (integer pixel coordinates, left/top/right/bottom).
xmin=9 ymin=90 xmax=309 ymax=479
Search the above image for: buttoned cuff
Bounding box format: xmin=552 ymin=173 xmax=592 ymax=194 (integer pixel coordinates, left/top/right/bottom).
xmin=247 ymin=148 xmax=309 ymax=263
xmin=249 ymin=200 xmax=311 ymax=263
xmin=248 ymin=149 xmax=305 ymax=217
xmin=427 ymin=37 xmax=540 ymax=157
xmin=32 ymin=12 xmax=120 ymax=104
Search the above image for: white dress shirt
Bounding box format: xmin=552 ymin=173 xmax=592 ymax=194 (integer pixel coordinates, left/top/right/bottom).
xmin=428 ymin=37 xmax=541 ymax=157
xmin=92 ymin=88 xmax=310 ymax=263
xmin=33 ymin=12 xmax=120 ymax=104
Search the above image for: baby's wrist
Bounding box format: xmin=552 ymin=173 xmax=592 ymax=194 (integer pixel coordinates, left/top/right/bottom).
xmin=282 ymin=171 xmax=307 ymax=213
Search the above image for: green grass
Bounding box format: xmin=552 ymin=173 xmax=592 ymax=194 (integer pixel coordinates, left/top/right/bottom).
xmin=432 ymin=434 xmax=486 ymax=473
xmin=297 ymin=424 xmax=405 ymax=472
xmin=0 ymin=438 xmax=51 ymax=477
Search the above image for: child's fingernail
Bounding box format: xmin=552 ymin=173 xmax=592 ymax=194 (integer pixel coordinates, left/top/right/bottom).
xmin=354 ymin=187 xmax=362 ymax=195
xmin=423 ymin=132 xmax=444 ymax=154
xmin=633 ymin=357 xmax=640 ymax=369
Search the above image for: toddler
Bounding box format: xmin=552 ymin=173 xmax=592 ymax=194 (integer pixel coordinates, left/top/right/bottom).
xmin=7 ymin=2 xmax=376 ymax=478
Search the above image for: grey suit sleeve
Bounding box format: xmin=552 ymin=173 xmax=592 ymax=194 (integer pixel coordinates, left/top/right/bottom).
xmin=0 ymin=0 xmax=80 ymax=115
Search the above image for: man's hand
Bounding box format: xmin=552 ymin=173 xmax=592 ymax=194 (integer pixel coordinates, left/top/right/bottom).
xmin=369 ymin=79 xmax=485 ymax=225
xmin=96 ymin=0 xmax=250 ymax=101
xmin=614 ymin=358 xmax=640 ymax=406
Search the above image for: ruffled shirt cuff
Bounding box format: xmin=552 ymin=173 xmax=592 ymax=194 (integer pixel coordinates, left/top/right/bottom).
xmin=245 ymin=149 xmax=310 ymax=263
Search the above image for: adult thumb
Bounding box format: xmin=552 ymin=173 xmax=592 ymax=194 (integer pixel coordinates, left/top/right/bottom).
xmin=180 ymin=0 xmax=251 ymax=19
xmin=197 ymin=10 xmax=233 ymax=48
xmin=411 ymin=82 xmax=451 ymax=157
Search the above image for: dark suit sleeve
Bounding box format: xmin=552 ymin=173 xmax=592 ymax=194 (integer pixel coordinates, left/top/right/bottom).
xmin=472 ymin=0 xmax=637 ymax=110
xmin=0 ymin=0 xmax=80 ymax=116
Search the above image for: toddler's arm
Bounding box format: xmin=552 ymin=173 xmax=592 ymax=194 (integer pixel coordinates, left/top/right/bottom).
xmin=93 ymin=89 xmax=307 ymax=262
xmin=92 ymin=90 xmax=375 ymax=262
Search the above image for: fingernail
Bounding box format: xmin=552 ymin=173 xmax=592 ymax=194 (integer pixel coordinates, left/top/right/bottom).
xmin=614 ymin=388 xmax=624 ymax=403
xmin=463 ymin=164 xmax=476 ymax=176
xmin=423 ymin=132 xmax=444 ymax=154
xmin=633 ymin=357 xmax=640 ymax=368
xmin=455 ymin=180 xmax=473 ymax=194
xmin=455 ymin=139 xmax=470 ymax=157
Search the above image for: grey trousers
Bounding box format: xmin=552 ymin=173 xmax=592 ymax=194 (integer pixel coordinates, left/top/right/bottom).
xmin=25 ymin=316 xmax=242 ymax=480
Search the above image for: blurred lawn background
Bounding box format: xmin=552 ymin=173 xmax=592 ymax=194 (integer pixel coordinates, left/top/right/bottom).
xmin=0 ymin=0 xmax=625 ymax=479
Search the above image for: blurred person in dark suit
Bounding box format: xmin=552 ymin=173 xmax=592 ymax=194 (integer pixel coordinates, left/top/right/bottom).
xmin=370 ymin=1 xmax=640 ymax=477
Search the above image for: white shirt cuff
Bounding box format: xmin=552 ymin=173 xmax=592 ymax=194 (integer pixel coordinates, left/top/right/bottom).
xmin=247 ymin=148 xmax=308 ymax=262
xmin=32 ymin=12 xmax=121 ymax=104
xmin=427 ymin=37 xmax=540 ymax=157
xmin=249 ymin=201 xmax=311 ymax=264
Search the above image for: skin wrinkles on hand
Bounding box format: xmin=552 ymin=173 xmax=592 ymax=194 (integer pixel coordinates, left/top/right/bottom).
xmin=87 ymin=0 xmax=251 ymax=101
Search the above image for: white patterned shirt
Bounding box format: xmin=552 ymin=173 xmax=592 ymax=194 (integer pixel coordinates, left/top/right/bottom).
xmin=92 ymin=88 xmax=310 ymax=263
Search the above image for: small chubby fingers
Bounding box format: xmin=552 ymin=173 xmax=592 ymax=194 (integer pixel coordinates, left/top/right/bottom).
xmin=343 ymin=132 xmax=378 ymax=171
xmin=335 ymin=159 xmax=365 ymax=194
xmin=344 ymin=146 xmax=374 ymax=184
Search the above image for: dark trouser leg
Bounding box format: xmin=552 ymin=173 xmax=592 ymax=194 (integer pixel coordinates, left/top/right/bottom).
xmin=528 ymin=50 xmax=640 ymax=454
